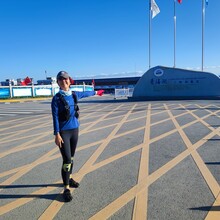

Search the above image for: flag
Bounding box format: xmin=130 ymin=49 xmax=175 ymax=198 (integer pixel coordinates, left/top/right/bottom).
xmin=92 ymin=79 xmax=95 ymax=86
xmin=69 ymin=77 xmax=74 ymax=85
xmin=205 ymin=0 xmax=208 ymax=7
xmin=151 ymin=0 xmax=160 ymax=18
xmin=20 ymin=81 xmax=26 ymax=86
xmin=178 ymin=0 xmax=182 ymax=3
xmin=24 ymin=76 xmax=32 ymax=85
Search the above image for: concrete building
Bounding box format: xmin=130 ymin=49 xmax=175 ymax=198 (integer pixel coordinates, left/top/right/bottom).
xmin=132 ymin=66 xmax=220 ymax=100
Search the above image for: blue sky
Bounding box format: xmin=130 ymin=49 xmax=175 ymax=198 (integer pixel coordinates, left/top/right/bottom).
xmin=0 ymin=0 xmax=219 ymax=82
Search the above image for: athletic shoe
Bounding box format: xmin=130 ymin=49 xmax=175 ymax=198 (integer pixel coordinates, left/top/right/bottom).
xmin=69 ymin=178 xmax=80 ymax=188
xmin=63 ymin=189 xmax=72 ymax=202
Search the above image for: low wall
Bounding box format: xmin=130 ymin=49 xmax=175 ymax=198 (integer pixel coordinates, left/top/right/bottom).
xmin=0 ymin=84 xmax=94 ymax=99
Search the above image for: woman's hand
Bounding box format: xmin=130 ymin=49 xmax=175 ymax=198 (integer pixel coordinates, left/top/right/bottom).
xmin=55 ymin=133 xmax=64 ymax=148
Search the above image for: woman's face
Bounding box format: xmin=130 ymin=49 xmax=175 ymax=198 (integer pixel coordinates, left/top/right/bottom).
xmin=57 ymin=77 xmax=71 ymax=91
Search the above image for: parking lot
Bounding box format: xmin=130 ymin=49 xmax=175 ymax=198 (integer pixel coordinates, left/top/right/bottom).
xmin=0 ymin=96 xmax=220 ymax=219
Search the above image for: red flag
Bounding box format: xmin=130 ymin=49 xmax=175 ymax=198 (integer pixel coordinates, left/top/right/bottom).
xmin=24 ymin=77 xmax=32 ymax=85
xmin=69 ymin=77 xmax=74 ymax=85
xmin=178 ymin=0 xmax=182 ymax=3
xmin=20 ymin=81 xmax=26 ymax=86
xmin=92 ymin=79 xmax=95 ymax=86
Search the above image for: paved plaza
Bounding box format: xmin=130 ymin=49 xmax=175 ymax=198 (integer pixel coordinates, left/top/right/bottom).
xmin=0 ymin=96 xmax=220 ymax=219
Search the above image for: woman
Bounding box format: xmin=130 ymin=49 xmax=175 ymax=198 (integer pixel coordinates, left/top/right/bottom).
xmin=51 ymin=71 xmax=104 ymax=202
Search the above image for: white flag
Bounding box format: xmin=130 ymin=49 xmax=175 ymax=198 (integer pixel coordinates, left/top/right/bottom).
xmin=151 ymin=0 xmax=160 ymax=18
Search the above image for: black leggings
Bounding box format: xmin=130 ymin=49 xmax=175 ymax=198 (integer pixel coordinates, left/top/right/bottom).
xmin=59 ymin=128 xmax=79 ymax=185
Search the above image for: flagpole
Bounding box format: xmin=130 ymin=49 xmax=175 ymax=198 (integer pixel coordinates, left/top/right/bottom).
xmin=174 ymin=0 xmax=176 ymax=68
xmin=149 ymin=0 xmax=152 ymax=69
xmin=149 ymin=0 xmax=160 ymax=69
xmin=202 ymin=0 xmax=205 ymax=71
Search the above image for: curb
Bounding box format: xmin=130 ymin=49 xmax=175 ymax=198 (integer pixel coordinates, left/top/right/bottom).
xmin=0 ymin=98 xmax=51 ymax=104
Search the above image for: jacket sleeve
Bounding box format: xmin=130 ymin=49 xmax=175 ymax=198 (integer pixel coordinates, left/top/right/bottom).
xmin=51 ymin=96 xmax=60 ymax=135
xmin=74 ymin=91 xmax=96 ymax=100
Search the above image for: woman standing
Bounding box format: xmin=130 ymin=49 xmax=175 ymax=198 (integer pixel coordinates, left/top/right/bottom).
xmin=51 ymin=71 xmax=104 ymax=202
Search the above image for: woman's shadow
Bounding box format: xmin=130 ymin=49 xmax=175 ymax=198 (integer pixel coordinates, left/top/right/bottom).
xmin=0 ymin=183 xmax=65 ymax=202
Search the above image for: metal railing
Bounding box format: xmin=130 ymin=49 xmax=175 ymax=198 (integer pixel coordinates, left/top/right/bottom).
xmin=114 ymin=88 xmax=134 ymax=99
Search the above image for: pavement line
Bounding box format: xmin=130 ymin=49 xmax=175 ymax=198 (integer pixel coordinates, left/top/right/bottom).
xmin=80 ymin=104 xmax=124 ymax=133
xmin=180 ymin=104 xmax=220 ymax=218
xmin=0 ymin=119 xmax=141 ymax=178
xmin=114 ymin=126 xmax=145 ymax=139
xmin=0 ymin=111 xmax=34 ymax=114
xmin=80 ymin=114 xmax=123 ymax=128
xmin=1 ymin=101 xmax=216 ymax=218
xmin=0 ymin=130 xmax=18 ymax=137
xmin=151 ymin=108 xmax=198 ymax=126
xmin=88 ymin=150 xmax=189 ymax=220
xmin=0 ymin=147 xmax=58 ymax=192
xmin=86 ymin=143 xmax=143 ymax=174
xmin=0 ymin=133 xmax=105 ymax=179
xmin=0 ymin=131 xmax=52 ymax=159
xmin=90 ymin=117 xmax=220 ymax=220
xmin=77 ymin=103 xmax=106 ymax=119
xmin=0 ymin=141 xmax=104 ymax=214
xmin=0 ymin=147 xmax=187 ymax=218
xmin=0 ymin=108 xmax=46 ymax=112
xmin=0 ymin=139 xmax=53 ymax=159
xmin=0 ymin=113 xmax=16 ymax=116
xmin=180 ymin=104 xmax=220 ymax=195
xmin=0 ymin=121 xmax=51 ymax=144
xmin=38 ymin=103 xmax=138 ymax=220
xmin=74 ymin=104 xmax=128 ymax=142
xmin=132 ymin=104 xmax=151 ymax=220
xmin=91 ymin=102 xmax=220 ymax=219
xmin=89 ymin=103 xmax=220 ymax=219
xmin=1 ymin=106 xmax=107 ymax=156
xmin=0 ymin=114 xmax=50 ymax=132
xmin=205 ymin=192 xmax=220 ymax=220
xmin=0 ymin=102 xmax=117 ymax=214
xmin=2 ymin=110 xmax=219 ymax=219
xmin=0 ymin=113 xmax=47 ymax=127
xmin=165 ymin=104 xmax=220 ymax=197
xmin=78 ymin=104 xmax=138 ymax=175
xmin=0 ymin=182 xmax=63 ymax=216
xmin=150 ymin=107 xmax=220 ymax=145
xmin=0 ymin=152 xmax=61 ymax=179
xmin=0 ymin=140 xmax=104 ymax=215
